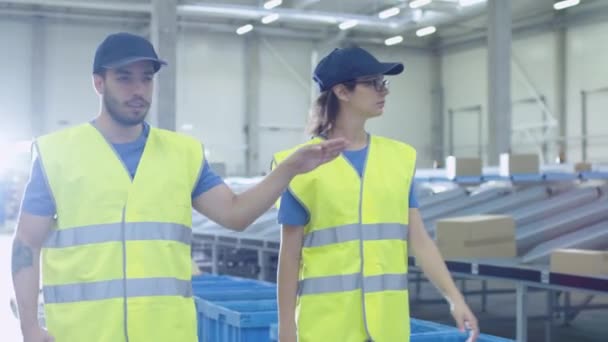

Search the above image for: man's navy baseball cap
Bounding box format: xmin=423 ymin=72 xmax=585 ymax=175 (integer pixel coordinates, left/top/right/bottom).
xmin=93 ymin=32 xmax=167 ymax=74
xmin=313 ymin=47 xmax=404 ymax=92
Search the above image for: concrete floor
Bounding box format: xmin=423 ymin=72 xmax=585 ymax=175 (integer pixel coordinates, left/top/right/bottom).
xmin=1 ymin=231 xmax=607 ymax=342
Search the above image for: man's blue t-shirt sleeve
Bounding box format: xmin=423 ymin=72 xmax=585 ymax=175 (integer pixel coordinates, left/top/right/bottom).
xmin=21 ymin=157 xmax=56 ymax=216
xmin=277 ymin=181 xmax=419 ymax=226
xmin=191 ymin=158 xmax=224 ymax=199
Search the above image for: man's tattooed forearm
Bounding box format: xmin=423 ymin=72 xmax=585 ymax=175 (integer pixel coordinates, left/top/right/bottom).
xmin=11 ymin=239 xmax=34 ymax=275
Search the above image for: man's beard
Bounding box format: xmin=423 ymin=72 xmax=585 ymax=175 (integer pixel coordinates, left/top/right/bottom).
xmin=103 ymin=92 xmax=150 ymax=127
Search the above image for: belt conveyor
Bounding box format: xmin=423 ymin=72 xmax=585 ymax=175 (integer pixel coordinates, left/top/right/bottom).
xmin=516 ymin=196 xmax=608 ymax=254
xmin=522 ymin=219 xmax=608 ymax=264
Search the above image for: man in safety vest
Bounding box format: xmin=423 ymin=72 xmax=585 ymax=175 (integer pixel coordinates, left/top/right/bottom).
xmin=10 ymin=32 xmax=346 ymax=342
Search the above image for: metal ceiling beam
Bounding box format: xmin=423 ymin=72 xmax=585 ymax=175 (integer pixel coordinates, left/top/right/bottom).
xmin=177 ymin=3 xmax=399 ymax=32
xmin=0 ymin=0 xmax=487 ymax=36
xmin=291 ymin=0 xmax=321 ymax=10
xmin=0 ymin=8 xmax=147 ymax=26
xmin=439 ymin=2 xmax=608 ymax=52
xmin=0 ymin=0 xmax=149 ymax=13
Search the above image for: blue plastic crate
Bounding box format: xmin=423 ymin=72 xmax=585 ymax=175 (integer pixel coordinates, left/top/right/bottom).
xmin=192 ymin=278 xmax=276 ymax=300
xmin=269 ymin=323 xmax=278 ymax=341
xmin=411 ymin=318 xmax=454 ymax=334
xmin=198 ymin=299 xmax=278 ymax=342
xmin=268 ymin=319 xmax=510 ymax=342
xmin=412 ymin=331 xmax=513 ymax=342
xmin=197 ymin=286 xmax=277 ymax=302
xmin=194 ymin=297 xmax=205 ymax=341
xmin=194 ymin=281 xmax=273 ymax=295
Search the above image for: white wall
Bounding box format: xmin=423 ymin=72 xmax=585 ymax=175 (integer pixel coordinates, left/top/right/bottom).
xmin=0 ymin=19 xmax=32 ymax=142
xmin=442 ymin=31 xmax=560 ymax=164
xmin=443 ymin=33 xmax=557 ymax=162
xmin=43 ymin=23 xmax=141 ymax=132
xmin=176 ymin=30 xmax=246 ymax=175
xmin=442 ymin=46 xmax=488 ymax=159
xmin=567 ymin=21 xmax=608 ymax=163
xmin=364 ymin=45 xmax=434 ymax=167
xmin=442 ymin=20 xmax=608 ymax=165
xmin=257 ymin=37 xmax=314 ymax=174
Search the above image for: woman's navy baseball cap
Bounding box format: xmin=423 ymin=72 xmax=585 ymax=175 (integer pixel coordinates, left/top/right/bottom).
xmin=93 ymin=32 xmax=167 ymax=74
xmin=313 ymin=47 xmax=404 ymax=92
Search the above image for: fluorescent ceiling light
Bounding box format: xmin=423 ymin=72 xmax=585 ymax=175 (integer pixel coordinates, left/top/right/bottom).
xmin=261 ymin=13 xmax=280 ymax=24
xmin=409 ymin=0 xmax=432 ymax=9
xmin=181 ymin=124 xmax=193 ymax=131
xmin=459 ymin=0 xmax=485 ymax=7
xmin=553 ymin=0 xmax=580 ymax=10
xmin=339 ymin=19 xmax=359 ymax=30
xmin=416 ymin=26 xmax=436 ymax=37
xmin=384 ymin=35 xmax=403 ymax=46
xmin=378 ymin=7 xmax=400 ymax=19
xmin=263 ymin=0 xmax=282 ymax=10
xmin=236 ymin=24 xmax=254 ymax=35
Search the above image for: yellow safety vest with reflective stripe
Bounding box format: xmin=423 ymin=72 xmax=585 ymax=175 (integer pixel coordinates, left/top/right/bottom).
xmin=273 ymin=135 xmax=416 ymax=342
xmin=36 ymin=123 xmax=202 ymax=342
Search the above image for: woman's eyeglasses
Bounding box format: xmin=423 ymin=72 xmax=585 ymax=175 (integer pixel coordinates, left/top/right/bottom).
xmin=353 ymin=78 xmax=390 ymax=92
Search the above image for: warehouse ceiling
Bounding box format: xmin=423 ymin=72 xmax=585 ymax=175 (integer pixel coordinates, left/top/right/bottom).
xmin=1 ymin=0 xmax=607 ymax=48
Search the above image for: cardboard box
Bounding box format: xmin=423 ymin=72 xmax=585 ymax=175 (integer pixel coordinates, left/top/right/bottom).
xmin=550 ymin=249 xmax=608 ymax=277
xmin=499 ymin=153 xmax=540 ymax=176
xmin=435 ymin=215 xmax=516 ymax=259
xmin=574 ymin=162 xmax=592 ymax=172
xmin=445 ymin=156 xmax=482 ymax=179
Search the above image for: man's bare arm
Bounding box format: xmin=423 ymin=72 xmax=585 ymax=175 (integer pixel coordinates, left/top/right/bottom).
xmin=12 ymin=212 xmax=54 ymax=334
xmin=192 ymin=138 xmax=346 ymax=231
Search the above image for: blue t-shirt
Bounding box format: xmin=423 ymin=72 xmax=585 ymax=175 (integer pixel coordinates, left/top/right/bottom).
xmin=277 ymin=145 xmax=418 ymax=226
xmin=21 ymin=122 xmax=224 ymax=216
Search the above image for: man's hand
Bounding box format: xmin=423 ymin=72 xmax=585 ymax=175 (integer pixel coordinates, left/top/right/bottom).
xmin=450 ymin=297 xmax=479 ymax=342
xmin=22 ymin=326 xmax=55 ymax=342
xmin=282 ymin=138 xmax=347 ymax=175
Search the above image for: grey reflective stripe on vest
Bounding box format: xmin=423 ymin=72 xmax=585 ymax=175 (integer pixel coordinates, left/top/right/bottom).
xmin=303 ymin=223 xmax=408 ymax=248
xmin=43 ymin=277 xmax=192 ymax=304
xmin=44 ymin=222 xmax=192 ymax=248
xmin=299 ymin=273 xmax=408 ymax=295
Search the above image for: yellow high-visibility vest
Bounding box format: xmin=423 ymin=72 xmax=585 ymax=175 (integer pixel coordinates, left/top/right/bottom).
xmin=36 ymin=123 xmax=203 ymax=342
xmin=273 ymin=135 xmax=416 ymax=342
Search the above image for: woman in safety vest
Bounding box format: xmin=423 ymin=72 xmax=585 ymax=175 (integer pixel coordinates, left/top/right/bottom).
xmin=272 ymin=46 xmax=479 ymax=342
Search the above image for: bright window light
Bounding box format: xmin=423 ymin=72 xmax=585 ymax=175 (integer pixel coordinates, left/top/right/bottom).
xmin=339 ymin=20 xmax=359 ymax=30
xmin=261 ymin=13 xmax=280 ymax=24
xmin=236 ymin=24 xmax=254 ymax=35
xmin=416 ymin=26 xmax=437 ymax=37
xmin=384 ymin=35 xmax=403 ymax=46
xmin=409 ymin=0 xmax=432 ymax=9
xmin=263 ymin=0 xmax=282 ymax=10
xmin=378 ymin=7 xmax=400 ymax=19
xmin=554 ymin=0 xmax=580 ymax=10
xmin=459 ymin=0 xmax=485 ymax=7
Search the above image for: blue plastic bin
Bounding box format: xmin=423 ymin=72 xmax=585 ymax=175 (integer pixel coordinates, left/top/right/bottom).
xmin=197 ymin=287 xmax=277 ymax=302
xmin=198 ymin=299 xmax=278 ymax=342
xmin=269 ymin=318 xmax=511 ymax=342
xmin=192 ymin=275 xmax=275 ymax=299
xmin=411 ymin=318 xmax=454 ymax=334
xmin=412 ymin=331 xmax=513 ymax=342
xmin=269 ymin=323 xmax=278 ymax=341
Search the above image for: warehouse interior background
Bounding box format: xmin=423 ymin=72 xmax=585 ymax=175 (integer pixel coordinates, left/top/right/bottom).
xmin=1 ymin=0 xmax=608 ymax=341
